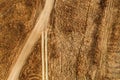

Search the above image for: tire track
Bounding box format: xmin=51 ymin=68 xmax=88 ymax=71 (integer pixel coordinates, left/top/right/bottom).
xmin=7 ymin=0 xmax=54 ymax=80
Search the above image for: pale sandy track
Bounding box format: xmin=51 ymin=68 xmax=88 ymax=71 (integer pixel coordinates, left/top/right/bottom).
xmin=7 ymin=0 xmax=54 ymax=80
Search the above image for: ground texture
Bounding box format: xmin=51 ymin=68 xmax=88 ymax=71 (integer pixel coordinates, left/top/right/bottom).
xmin=0 ymin=0 xmax=120 ymax=80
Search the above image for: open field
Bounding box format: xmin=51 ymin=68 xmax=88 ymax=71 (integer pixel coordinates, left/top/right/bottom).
xmin=0 ymin=0 xmax=120 ymax=80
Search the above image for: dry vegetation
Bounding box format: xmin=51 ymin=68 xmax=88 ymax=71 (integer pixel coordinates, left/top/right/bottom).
xmin=0 ymin=0 xmax=120 ymax=80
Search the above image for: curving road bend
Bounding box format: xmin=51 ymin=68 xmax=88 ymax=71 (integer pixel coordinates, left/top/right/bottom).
xmin=7 ymin=0 xmax=55 ymax=80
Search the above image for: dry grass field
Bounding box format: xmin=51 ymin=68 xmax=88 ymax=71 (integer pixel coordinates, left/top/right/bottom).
xmin=0 ymin=0 xmax=120 ymax=80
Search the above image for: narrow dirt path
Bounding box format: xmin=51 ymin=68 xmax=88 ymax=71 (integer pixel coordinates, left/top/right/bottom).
xmin=7 ymin=0 xmax=54 ymax=80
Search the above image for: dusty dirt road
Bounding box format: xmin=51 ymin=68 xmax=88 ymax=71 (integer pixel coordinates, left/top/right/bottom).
xmin=7 ymin=0 xmax=54 ymax=80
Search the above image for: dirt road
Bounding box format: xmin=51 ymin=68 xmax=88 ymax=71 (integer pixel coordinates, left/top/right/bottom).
xmin=7 ymin=0 xmax=54 ymax=80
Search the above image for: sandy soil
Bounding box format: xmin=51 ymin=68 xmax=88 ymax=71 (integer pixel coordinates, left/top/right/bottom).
xmin=0 ymin=0 xmax=120 ymax=80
